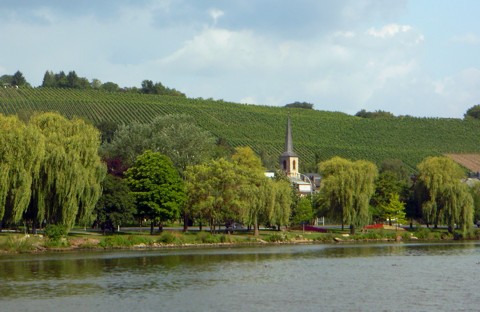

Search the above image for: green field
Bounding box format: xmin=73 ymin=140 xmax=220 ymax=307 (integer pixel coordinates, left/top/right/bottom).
xmin=1 ymin=87 xmax=480 ymax=171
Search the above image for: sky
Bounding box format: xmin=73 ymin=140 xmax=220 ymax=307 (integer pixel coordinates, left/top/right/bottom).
xmin=1 ymin=0 xmax=480 ymax=118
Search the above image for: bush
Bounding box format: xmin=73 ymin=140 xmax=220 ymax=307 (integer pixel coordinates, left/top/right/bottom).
xmin=265 ymin=233 xmax=289 ymax=242
xmin=99 ymin=235 xmax=154 ymax=248
xmin=44 ymin=224 xmax=68 ymax=241
xmin=465 ymin=228 xmax=480 ymax=240
xmin=195 ymin=232 xmax=220 ymax=244
xmin=414 ymin=227 xmax=444 ymax=240
xmin=157 ymin=232 xmax=177 ymax=244
xmin=4 ymin=235 xmax=38 ymax=252
xmin=312 ymin=233 xmax=335 ymax=242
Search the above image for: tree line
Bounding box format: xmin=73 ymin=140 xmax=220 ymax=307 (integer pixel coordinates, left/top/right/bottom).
xmin=1 ymin=112 xmax=478 ymax=238
xmin=97 ymin=114 xmax=480 ymax=237
xmin=1 ymin=69 xmax=185 ymax=97
xmin=41 ymin=70 xmax=186 ymax=97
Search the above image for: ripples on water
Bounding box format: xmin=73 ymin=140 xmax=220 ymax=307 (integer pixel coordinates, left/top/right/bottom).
xmin=1 ymin=242 xmax=479 ymax=311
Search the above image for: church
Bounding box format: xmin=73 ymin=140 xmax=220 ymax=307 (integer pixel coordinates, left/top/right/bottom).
xmin=278 ymin=117 xmax=319 ymax=195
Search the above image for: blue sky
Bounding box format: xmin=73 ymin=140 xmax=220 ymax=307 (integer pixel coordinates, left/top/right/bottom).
xmin=1 ymin=0 xmax=479 ymax=118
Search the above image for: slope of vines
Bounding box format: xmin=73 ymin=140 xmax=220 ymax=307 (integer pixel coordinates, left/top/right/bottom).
xmin=1 ymin=87 xmax=480 ymax=171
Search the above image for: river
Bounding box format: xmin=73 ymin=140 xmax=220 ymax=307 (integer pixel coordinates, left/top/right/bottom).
xmin=1 ymin=242 xmax=479 ymax=311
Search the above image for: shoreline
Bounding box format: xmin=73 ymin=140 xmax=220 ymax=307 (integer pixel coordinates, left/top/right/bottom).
xmin=2 ymin=229 xmax=478 ymax=255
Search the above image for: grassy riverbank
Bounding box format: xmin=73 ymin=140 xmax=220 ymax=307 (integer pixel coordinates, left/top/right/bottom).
xmin=2 ymin=226 xmax=480 ymax=254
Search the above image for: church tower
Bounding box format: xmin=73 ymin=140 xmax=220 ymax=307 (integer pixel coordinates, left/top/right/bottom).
xmin=279 ymin=117 xmax=299 ymax=178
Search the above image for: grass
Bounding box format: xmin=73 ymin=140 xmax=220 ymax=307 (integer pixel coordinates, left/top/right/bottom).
xmin=0 ymin=234 xmax=44 ymax=253
xmin=0 ymin=226 xmax=477 ymax=253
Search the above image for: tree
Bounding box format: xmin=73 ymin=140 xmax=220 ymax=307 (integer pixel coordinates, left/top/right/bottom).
xmin=285 ymin=101 xmax=314 ymax=109
xmin=231 ymin=146 xmax=268 ymax=236
xmin=94 ymin=174 xmax=136 ymax=233
xmin=42 ymin=71 xmax=56 ymax=88
xmin=268 ymin=177 xmax=294 ymax=230
xmin=470 ymin=181 xmax=480 ymax=223
xmin=125 ymin=150 xmax=186 ymax=234
xmin=417 ymin=156 xmax=473 ymax=234
xmin=291 ymin=196 xmax=314 ymax=226
xmin=465 ymin=105 xmax=480 ymax=120
xmin=0 ymin=115 xmax=44 ymax=228
xmin=318 ymin=157 xmax=378 ymax=234
xmin=141 ymin=80 xmax=155 ymax=94
xmin=11 ymin=71 xmax=27 ymax=86
xmin=149 ymin=114 xmax=215 ymax=173
xmin=25 ymin=113 xmax=106 ymax=232
xmin=91 ymin=79 xmax=102 ymax=90
xmin=102 ymin=114 xmax=215 ymax=175
xmin=355 ymin=109 xmax=394 ymax=119
xmin=95 ymin=120 xmax=119 ymax=144
xmin=185 ymin=158 xmax=241 ymax=233
xmin=379 ymin=193 xmax=406 ymax=226
xmin=101 ymin=121 xmax=152 ymax=168
xmin=100 ymin=81 xmax=120 ymax=92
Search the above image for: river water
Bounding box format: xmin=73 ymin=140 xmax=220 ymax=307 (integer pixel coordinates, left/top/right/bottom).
xmin=1 ymin=242 xmax=479 ymax=312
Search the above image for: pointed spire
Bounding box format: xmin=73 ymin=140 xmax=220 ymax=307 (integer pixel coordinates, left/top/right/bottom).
xmin=281 ymin=116 xmax=298 ymax=157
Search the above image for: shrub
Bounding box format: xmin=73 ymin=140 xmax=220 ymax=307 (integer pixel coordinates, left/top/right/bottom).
xmin=44 ymin=224 xmax=68 ymax=241
xmin=4 ymin=235 xmax=38 ymax=252
xmin=157 ymin=232 xmax=177 ymax=244
xmin=413 ymin=227 xmax=432 ymax=239
xmin=195 ymin=232 xmax=220 ymax=244
xmin=265 ymin=233 xmax=289 ymax=242
xmin=313 ymin=233 xmax=335 ymax=242
xmin=99 ymin=235 xmax=154 ymax=248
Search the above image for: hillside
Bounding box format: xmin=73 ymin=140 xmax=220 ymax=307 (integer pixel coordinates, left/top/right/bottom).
xmin=1 ymin=87 xmax=480 ymax=172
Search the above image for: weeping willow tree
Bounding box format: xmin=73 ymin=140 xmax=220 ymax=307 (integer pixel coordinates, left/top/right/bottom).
xmin=231 ymin=146 xmax=267 ymax=236
xmin=26 ymin=113 xmax=106 ymax=231
xmin=266 ymin=174 xmax=293 ymax=231
xmin=417 ymin=156 xmax=473 ymax=234
xmin=319 ymin=157 xmax=378 ymax=234
xmin=0 ymin=114 xmax=44 ymax=227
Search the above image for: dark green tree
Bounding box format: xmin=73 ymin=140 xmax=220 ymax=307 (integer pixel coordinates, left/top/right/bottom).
xmin=100 ymin=82 xmax=120 ymax=92
xmin=291 ymin=196 xmax=314 ymax=226
xmin=465 ymin=105 xmax=480 ymax=120
xmin=94 ymin=174 xmax=136 ymax=233
xmin=11 ymin=71 xmax=27 ymax=86
xmin=42 ymin=71 xmax=56 ymax=87
xmin=125 ymin=150 xmax=186 ymax=234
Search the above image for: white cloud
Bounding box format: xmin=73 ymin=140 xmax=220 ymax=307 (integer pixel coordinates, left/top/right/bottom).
xmin=367 ymin=24 xmax=412 ymax=38
xmin=1 ymin=1 xmax=479 ymax=118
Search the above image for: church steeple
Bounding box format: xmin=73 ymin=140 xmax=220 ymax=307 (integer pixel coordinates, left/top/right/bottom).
xmin=283 ymin=116 xmax=297 ymax=157
xmin=280 ymin=117 xmax=299 ymax=177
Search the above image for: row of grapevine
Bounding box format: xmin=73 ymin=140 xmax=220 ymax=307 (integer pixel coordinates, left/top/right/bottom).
xmin=0 ymin=87 xmax=479 ymax=171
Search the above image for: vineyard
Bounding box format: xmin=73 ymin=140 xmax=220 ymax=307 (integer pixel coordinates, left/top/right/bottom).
xmin=1 ymin=87 xmax=480 ymax=172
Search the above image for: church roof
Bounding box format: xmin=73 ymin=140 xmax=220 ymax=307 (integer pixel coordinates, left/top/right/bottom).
xmin=280 ymin=117 xmax=298 ymax=157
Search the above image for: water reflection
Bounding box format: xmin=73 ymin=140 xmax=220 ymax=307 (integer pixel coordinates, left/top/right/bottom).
xmin=1 ymin=242 xmax=479 ymax=302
